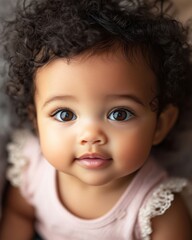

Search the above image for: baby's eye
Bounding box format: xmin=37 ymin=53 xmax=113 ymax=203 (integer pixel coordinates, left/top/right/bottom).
xmin=108 ymin=108 xmax=134 ymax=121
xmin=52 ymin=109 xmax=77 ymax=122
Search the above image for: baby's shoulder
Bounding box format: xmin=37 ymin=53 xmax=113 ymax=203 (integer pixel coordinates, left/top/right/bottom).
xmin=150 ymin=193 xmax=192 ymax=239
xmin=137 ymin=177 xmax=190 ymax=239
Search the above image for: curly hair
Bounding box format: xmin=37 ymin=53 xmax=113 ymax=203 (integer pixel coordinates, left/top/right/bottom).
xmin=2 ymin=0 xmax=192 ymax=130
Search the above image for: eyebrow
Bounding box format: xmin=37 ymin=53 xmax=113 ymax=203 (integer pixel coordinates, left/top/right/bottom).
xmin=106 ymin=94 xmax=145 ymax=106
xmin=42 ymin=93 xmax=145 ymax=109
xmin=42 ymin=95 xmax=77 ymax=108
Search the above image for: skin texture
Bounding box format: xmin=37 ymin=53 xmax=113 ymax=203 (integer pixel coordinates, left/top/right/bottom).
xmin=35 ymin=51 xmax=160 ymax=188
xmin=0 ymin=51 xmax=191 ymax=239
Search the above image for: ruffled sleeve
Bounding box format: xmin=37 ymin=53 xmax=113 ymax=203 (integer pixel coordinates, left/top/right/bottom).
xmin=136 ymin=177 xmax=188 ymax=240
xmin=6 ymin=129 xmax=42 ymax=203
xmin=6 ymin=130 xmax=31 ymax=187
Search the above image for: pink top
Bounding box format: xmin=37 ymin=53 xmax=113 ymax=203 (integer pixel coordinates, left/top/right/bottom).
xmin=6 ymin=130 xmax=187 ymax=240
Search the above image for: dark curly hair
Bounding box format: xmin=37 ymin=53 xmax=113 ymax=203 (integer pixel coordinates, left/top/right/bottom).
xmin=2 ymin=0 xmax=192 ymax=133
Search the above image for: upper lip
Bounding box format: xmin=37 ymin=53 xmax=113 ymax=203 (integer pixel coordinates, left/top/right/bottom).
xmin=76 ymin=153 xmax=112 ymax=160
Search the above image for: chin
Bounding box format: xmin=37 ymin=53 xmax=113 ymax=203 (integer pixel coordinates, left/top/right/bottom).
xmin=77 ymin=175 xmax=114 ymax=187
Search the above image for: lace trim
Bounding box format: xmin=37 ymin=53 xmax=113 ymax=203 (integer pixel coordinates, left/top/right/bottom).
xmin=138 ymin=177 xmax=188 ymax=240
xmin=6 ymin=130 xmax=31 ymax=187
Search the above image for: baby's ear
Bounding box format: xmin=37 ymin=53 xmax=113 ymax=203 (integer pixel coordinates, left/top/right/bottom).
xmin=153 ymin=104 xmax=179 ymax=145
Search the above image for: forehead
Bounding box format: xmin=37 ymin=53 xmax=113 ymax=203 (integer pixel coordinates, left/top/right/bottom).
xmin=35 ymin=50 xmax=157 ymax=102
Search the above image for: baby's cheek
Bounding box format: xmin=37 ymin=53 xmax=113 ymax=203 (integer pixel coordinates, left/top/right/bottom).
xmin=114 ymin=136 xmax=152 ymax=166
xmin=39 ymin=133 xmax=69 ymax=169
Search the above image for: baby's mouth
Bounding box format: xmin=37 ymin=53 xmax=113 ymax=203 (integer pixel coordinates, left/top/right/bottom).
xmin=75 ymin=153 xmax=112 ymax=169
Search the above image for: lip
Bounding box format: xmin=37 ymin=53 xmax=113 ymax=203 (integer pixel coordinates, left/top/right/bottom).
xmin=75 ymin=153 xmax=112 ymax=169
xmin=77 ymin=153 xmax=111 ymax=160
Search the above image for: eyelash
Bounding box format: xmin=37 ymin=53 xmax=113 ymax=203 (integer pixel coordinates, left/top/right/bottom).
xmin=50 ymin=107 xmax=135 ymax=122
xmin=51 ymin=108 xmax=77 ymax=122
xmin=107 ymin=107 xmax=135 ymax=121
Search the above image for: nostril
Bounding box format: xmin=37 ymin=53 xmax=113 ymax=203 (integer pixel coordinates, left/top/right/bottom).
xmin=79 ymin=129 xmax=107 ymax=145
xmin=92 ymin=139 xmax=101 ymax=144
xmin=81 ymin=140 xmax=87 ymax=145
xmin=81 ymin=139 xmax=101 ymax=145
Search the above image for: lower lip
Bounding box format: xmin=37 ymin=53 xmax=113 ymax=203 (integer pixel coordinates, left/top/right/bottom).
xmin=76 ymin=158 xmax=112 ymax=169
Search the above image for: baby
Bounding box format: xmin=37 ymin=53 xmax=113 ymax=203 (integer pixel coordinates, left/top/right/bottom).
xmin=0 ymin=0 xmax=192 ymax=239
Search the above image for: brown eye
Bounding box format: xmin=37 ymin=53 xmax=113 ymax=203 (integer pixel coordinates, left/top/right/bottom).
xmin=53 ymin=109 xmax=77 ymax=122
xmin=108 ymin=108 xmax=133 ymax=121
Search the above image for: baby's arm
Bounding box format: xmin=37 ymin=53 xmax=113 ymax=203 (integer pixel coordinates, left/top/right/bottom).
xmin=0 ymin=185 xmax=35 ymax=240
xmin=151 ymin=194 xmax=192 ymax=240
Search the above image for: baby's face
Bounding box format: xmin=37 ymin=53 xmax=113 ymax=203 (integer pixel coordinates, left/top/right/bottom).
xmin=34 ymin=50 xmax=159 ymax=186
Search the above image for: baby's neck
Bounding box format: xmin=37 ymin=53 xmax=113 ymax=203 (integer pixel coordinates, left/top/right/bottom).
xmin=57 ymin=172 xmax=136 ymax=219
